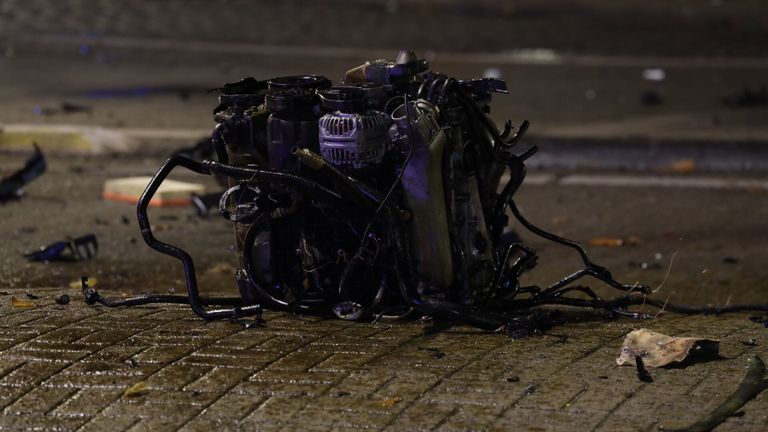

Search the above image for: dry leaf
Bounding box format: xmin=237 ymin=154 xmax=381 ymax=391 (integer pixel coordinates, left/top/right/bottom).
xmin=10 ymin=297 xmax=34 ymax=308
xmin=377 ymin=396 xmax=402 ymax=408
xmin=616 ymin=329 xmax=719 ymax=368
xmin=123 ymin=381 xmax=149 ymax=397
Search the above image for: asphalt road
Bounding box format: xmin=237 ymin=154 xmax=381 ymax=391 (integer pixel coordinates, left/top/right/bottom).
xmin=1 ymin=3 xmax=768 ymax=431
xmin=2 ymin=150 xmax=767 ymax=311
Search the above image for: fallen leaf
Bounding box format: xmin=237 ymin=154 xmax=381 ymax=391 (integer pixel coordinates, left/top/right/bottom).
xmin=123 ymin=381 xmax=149 ymax=397
xmin=11 ymin=297 xmax=34 ymax=308
xmin=617 ymin=329 xmax=719 ymax=368
xmin=377 ymin=396 xmax=402 ymax=408
xmin=69 ymin=277 xmax=97 ymax=290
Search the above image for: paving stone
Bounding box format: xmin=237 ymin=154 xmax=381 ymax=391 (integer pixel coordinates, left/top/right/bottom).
xmin=3 ymin=385 xmax=77 ymax=415
xmin=52 ymin=387 xmax=125 ymax=417
xmin=0 ymin=287 xmax=765 ymax=430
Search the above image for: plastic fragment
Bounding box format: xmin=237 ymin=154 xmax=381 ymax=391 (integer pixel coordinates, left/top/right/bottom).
xmin=0 ymin=144 xmax=46 ymax=202
xmin=10 ymin=297 xmax=34 ymax=308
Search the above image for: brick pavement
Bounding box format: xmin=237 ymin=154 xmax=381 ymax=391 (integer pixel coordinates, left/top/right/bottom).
xmin=0 ymin=287 xmax=766 ymax=431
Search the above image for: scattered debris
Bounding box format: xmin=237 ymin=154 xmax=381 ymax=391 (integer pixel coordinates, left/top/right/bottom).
xmin=418 ymin=347 xmax=447 ymax=359
xmin=722 ymin=257 xmax=740 ymax=265
xmin=642 ymin=68 xmax=666 ymax=82
xmin=0 ymin=144 xmax=47 ymax=202
xmin=125 ymin=359 xmax=139 ymax=368
xmin=92 ymin=217 xmax=110 ymax=226
xmin=670 ymin=355 xmax=768 ymax=432
xmin=25 ymin=293 xmax=39 ymax=300
xmin=55 ymin=294 xmax=70 ymax=305
xmin=151 ymin=224 xmax=172 ymax=233
xmin=723 ymin=86 xmax=768 ymax=108
xmin=61 ymin=102 xmax=93 ymax=114
xmin=748 ymin=316 xmax=768 ymax=328
xmin=506 ymin=376 xmax=520 ymax=383
xmin=377 ymin=396 xmax=402 ymax=408
xmin=589 ymin=236 xmax=642 ymax=247
xmin=668 ymin=159 xmax=697 ymax=174
xmin=547 ymin=334 xmax=568 ymax=344
xmin=336 ymin=391 xmax=351 ymax=397
xmin=191 ymin=193 xmax=220 ymax=217
xmin=635 ymin=356 xmax=654 ymax=383
xmin=741 ymin=339 xmax=758 ymax=347
xmin=103 ymin=176 xmax=205 ymax=206
xmin=24 ymin=234 xmax=98 ymax=262
xmin=10 ymin=296 xmax=34 ymax=308
xmin=231 ymin=317 xmax=265 ymax=329
xmin=617 ymin=329 xmax=720 ymax=368
xmin=70 ymin=277 xmax=96 ymax=290
xmin=641 ymin=90 xmax=664 ymax=106
xmin=523 ymin=385 xmax=536 ymax=396
xmin=34 ymin=102 xmax=93 ymax=116
xmin=120 ymin=215 xmax=131 ymax=225
xmin=628 ymin=260 xmax=662 ymax=270
xmin=84 ymin=85 xmax=201 ymax=100
xmin=123 ymin=381 xmax=149 ymax=398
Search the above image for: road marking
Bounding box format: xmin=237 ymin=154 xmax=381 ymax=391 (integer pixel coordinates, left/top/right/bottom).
xmin=3 ymin=123 xmax=766 ymax=191
xmin=559 ymin=174 xmax=768 ymax=191
xmin=13 ymin=34 xmax=768 ymax=69
xmin=522 ymin=173 xmax=557 ymax=185
xmin=0 ymin=123 xmax=208 ymax=153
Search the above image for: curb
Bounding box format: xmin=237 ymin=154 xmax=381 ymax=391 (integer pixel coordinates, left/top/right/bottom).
xmin=527 ymin=136 xmax=768 ymax=173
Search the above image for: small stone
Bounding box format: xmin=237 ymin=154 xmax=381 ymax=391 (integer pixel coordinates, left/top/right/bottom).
xmin=55 ymin=294 xmax=70 ymax=305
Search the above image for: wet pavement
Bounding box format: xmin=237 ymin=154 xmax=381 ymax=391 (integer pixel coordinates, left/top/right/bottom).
xmin=0 ymin=286 xmax=766 ymax=431
xmin=2 ymin=1 xmax=768 ymax=430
